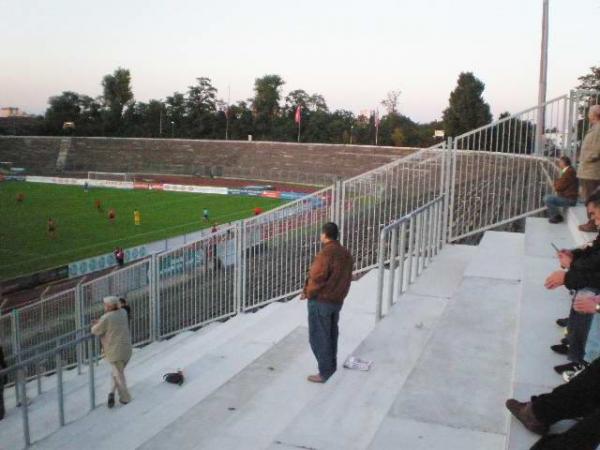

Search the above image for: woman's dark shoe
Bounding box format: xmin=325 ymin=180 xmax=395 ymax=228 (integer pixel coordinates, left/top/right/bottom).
xmin=550 ymin=344 xmax=569 ymax=355
xmin=556 ymin=318 xmax=569 ymax=328
xmin=107 ymin=393 xmax=115 ymax=409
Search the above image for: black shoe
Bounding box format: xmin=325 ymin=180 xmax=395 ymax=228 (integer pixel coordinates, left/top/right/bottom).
xmin=107 ymin=393 xmax=115 ymax=409
xmin=556 ymin=318 xmax=569 ymax=328
xmin=548 ymin=215 xmax=564 ymax=224
xmin=561 ymin=337 xmax=569 ymax=345
xmin=550 ymin=344 xmax=569 ymax=355
xmin=554 ymin=362 xmax=587 ymax=375
xmin=119 ymin=400 xmax=129 ymax=405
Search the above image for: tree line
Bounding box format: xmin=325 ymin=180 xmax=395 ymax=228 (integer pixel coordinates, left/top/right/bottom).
xmin=2 ymin=67 xmax=598 ymax=147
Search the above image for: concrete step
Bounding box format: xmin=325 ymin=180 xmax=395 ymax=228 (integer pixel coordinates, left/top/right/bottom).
xmin=567 ymin=205 xmax=596 ymax=247
xmin=268 ymin=244 xmax=477 ymax=450
xmin=507 ymin=217 xmax=579 ymax=450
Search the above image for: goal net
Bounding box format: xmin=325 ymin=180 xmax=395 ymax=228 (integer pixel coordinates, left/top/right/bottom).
xmin=87 ymin=171 xmax=132 ymax=182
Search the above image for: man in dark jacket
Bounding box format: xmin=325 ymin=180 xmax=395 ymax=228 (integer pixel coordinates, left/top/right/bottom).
xmin=544 ymin=155 xmax=578 ymax=224
xmin=301 ymin=222 xmax=353 ymax=383
xmin=545 ymin=192 xmax=600 ymax=373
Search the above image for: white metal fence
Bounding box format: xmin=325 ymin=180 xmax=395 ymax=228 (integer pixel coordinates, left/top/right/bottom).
xmin=3 ymin=89 xmax=598 ymax=374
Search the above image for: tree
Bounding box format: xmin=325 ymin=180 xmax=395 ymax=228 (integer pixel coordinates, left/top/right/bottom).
xmin=442 ymin=72 xmax=492 ymax=138
xmin=578 ymin=66 xmax=600 ymax=92
xmin=381 ymin=90 xmax=401 ymax=115
xmin=252 ymin=74 xmax=285 ymax=138
xmin=102 ymin=67 xmax=134 ymax=132
xmin=186 ymin=77 xmax=218 ymax=137
xmin=45 ymin=91 xmax=82 ymax=132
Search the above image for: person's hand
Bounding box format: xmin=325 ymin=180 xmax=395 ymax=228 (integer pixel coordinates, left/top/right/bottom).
xmin=91 ymin=319 xmax=98 ymax=325
xmin=574 ymin=295 xmax=600 ymax=314
xmin=299 ymin=292 xmax=307 ymax=300
xmin=558 ymin=252 xmax=573 ymax=269
xmin=544 ymin=270 xmax=566 ymax=289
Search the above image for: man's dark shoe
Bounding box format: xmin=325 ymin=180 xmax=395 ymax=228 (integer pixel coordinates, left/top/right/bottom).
xmin=553 ymin=361 xmax=587 ymax=375
xmin=578 ymin=220 xmax=598 ymax=232
xmin=560 ymin=337 xmax=569 ymax=345
xmin=107 ymin=393 xmax=115 ymax=409
xmin=505 ymin=399 xmax=548 ymax=435
xmin=556 ymin=317 xmax=569 ymax=328
xmin=550 ymin=344 xmax=569 ymax=355
xmin=548 ymin=215 xmax=563 ymax=224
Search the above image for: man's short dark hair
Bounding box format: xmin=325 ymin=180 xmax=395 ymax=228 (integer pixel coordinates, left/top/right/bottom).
xmin=585 ymin=191 xmax=600 ymax=207
xmin=322 ymin=222 xmax=339 ymax=240
xmin=559 ymin=155 xmax=572 ymax=166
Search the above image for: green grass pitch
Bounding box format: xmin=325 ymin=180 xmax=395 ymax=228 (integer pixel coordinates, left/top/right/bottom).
xmin=0 ymin=182 xmax=285 ymax=281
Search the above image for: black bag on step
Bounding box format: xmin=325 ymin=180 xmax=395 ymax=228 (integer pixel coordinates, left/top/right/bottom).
xmin=163 ymin=370 xmax=184 ymax=386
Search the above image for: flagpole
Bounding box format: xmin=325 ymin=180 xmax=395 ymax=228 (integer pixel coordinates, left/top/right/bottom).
xmin=297 ymin=120 xmax=301 ymax=143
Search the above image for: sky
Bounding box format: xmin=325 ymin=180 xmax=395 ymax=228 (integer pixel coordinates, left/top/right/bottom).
xmin=1 ymin=0 xmax=598 ymax=123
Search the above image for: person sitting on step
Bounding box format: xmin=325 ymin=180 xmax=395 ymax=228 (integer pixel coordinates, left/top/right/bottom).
xmin=506 ymin=354 xmax=600 ymax=450
xmin=544 ymin=155 xmax=578 ymax=224
xmin=545 ymin=192 xmax=600 ymax=376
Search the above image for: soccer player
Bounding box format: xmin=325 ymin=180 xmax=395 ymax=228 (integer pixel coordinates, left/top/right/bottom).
xmin=133 ymin=209 xmax=141 ymax=226
xmin=16 ymin=192 xmax=25 ymax=203
xmin=108 ymin=208 xmax=116 ymax=224
xmin=83 ymin=181 xmax=89 ymax=192
xmin=253 ymin=206 xmax=264 ymax=216
xmin=94 ymin=199 xmax=102 ymax=212
xmin=203 ymin=208 xmax=209 ymax=222
xmin=47 ymin=218 xmax=57 ymax=239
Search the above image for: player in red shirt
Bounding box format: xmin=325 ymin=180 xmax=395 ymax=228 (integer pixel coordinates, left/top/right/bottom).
xmin=94 ymin=199 xmax=102 ymax=212
xmin=16 ymin=192 xmax=25 ymax=203
xmin=108 ymin=208 xmax=116 ymax=224
xmin=253 ymin=207 xmax=264 ymax=216
xmin=47 ymin=218 xmax=57 ymax=239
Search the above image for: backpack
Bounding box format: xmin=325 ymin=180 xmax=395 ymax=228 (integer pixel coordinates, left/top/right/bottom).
xmin=163 ymin=370 xmax=184 ymax=386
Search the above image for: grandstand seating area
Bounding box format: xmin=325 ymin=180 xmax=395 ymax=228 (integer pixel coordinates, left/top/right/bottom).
xmin=0 ymin=137 xmax=62 ymax=174
xmin=0 ymin=136 xmax=416 ymax=183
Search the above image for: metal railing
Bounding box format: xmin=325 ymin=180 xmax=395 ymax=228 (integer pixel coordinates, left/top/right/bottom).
xmin=5 ymin=89 xmax=599 ymax=446
xmin=0 ymin=329 xmax=99 ymax=447
xmin=375 ymin=196 xmax=445 ymax=320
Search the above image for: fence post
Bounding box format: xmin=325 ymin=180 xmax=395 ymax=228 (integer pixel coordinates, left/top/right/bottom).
xmin=235 ymin=222 xmax=244 ymax=314
xmin=375 ymin=233 xmax=387 ymax=322
xmin=447 ymin=137 xmax=457 ymax=243
xmin=566 ymin=90 xmax=577 ymax=164
xmin=74 ymin=284 xmax=83 ymax=374
xmin=149 ymin=253 xmax=160 ymax=341
xmin=11 ymin=309 xmax=21 ymax=405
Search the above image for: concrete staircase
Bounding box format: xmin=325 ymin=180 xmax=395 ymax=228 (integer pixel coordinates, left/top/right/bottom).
xmin=0 ymin=212 xmax=592 ymax=450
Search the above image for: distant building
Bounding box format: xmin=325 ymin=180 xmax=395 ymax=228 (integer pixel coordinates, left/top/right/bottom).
xmin=0 ymin=107 xmax=30 ymax=118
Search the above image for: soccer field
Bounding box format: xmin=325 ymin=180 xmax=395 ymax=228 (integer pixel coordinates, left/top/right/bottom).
xmin=0 ymin=182 xmax=285 ymax=281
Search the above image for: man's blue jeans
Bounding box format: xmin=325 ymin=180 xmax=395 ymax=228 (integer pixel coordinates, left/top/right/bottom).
xmin=585 ymin=314 xmax=600 ymax=363
xmin=308 ymin=299 xmax=342 ymax=381
xmin=544 ymin=194 xmax=576 ymax=218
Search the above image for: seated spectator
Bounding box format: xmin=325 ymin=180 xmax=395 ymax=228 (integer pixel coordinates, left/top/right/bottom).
xmin=544 ymin=192 xmax=600 ymax=375
xmin=544 ymin=155 xmax=578 ymax=224
xmin=506 ymin=356 xmax=600 ymax=450
xmin=91 ymin=296 xmax=133 ymax=408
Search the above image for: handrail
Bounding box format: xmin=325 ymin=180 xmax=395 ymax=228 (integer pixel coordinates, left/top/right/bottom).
xmin=375 ymin=195 xmax=446 ymax=320
xmin=0 ymin=331 xmax=99 ymax=447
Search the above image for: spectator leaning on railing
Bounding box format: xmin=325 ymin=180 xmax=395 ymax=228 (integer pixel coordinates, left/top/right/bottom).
xmin=544 ymin=155 xmax=578 ymax=224
xmin=91 ymin=296 xmax=133 ymax=408
xmin=576 ymin=104 xmax=600 ymax=232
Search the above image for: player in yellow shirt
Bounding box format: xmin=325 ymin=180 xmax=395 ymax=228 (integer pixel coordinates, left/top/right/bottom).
xmin=133 ymin=209 xmax=141 ymax=226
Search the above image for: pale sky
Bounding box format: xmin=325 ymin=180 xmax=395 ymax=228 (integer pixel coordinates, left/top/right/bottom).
xmin=1 ymin=0 xmax=598 ymax=122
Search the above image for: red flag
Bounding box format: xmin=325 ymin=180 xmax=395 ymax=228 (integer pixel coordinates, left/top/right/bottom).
xmin=295 ymin=105 xmax=302 ymax=124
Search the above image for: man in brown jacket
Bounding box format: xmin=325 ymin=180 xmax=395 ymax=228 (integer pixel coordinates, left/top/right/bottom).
xmin=577 ymin=105 xmax=600 ymax=231
xmin=544 ymin=155 xmax=578 ymax=223
xmin=301 ymin=222 xmax=353 ymax=383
